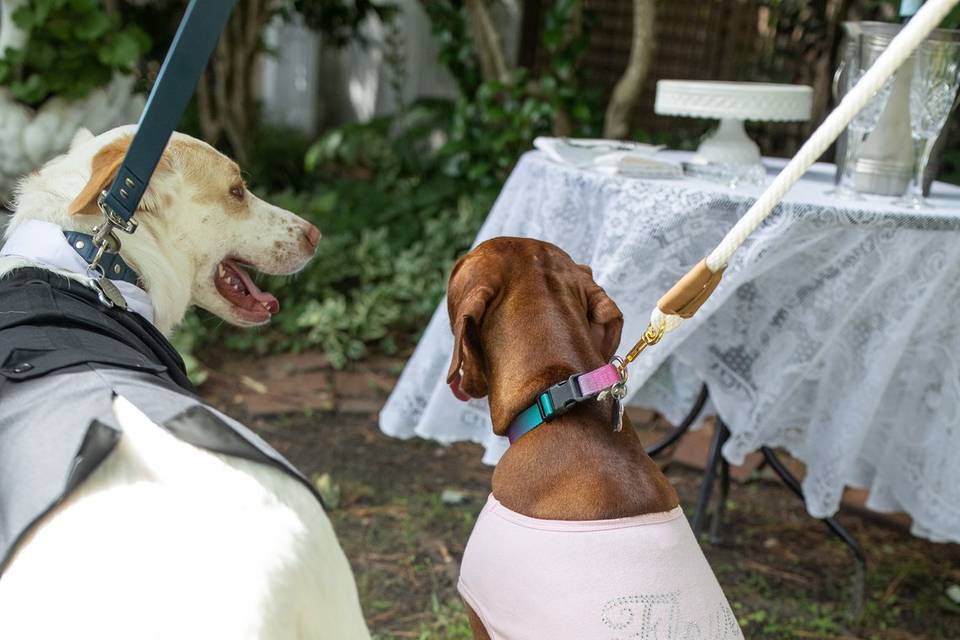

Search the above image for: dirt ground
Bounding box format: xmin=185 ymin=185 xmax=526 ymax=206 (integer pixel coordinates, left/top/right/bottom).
xmin=201 ymin=352 xmax=960 ymax=640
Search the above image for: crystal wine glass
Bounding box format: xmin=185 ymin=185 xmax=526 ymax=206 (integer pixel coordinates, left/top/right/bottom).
xmin=830 ymin=40 xmax=895 ymax=200
xmin=897 ymin=40 xmax=960 ymax=209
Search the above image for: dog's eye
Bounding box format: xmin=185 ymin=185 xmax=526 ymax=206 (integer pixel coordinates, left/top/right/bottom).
xmin=229 ymin=183 xmax=245 ymax=201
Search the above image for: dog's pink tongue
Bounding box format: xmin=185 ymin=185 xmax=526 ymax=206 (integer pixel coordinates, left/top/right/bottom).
xmin=449 ymin=372 xmax=471 ymax=402
xmin=225 ymin=259 xmax=280 ymax=314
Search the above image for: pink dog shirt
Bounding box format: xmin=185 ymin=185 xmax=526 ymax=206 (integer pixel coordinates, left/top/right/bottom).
xmin=459 ymin=495 xmax=744 ymax=640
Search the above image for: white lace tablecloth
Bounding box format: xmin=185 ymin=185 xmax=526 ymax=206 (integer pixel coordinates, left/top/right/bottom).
xmin=380 ymin=150 xmax=960 ymax=543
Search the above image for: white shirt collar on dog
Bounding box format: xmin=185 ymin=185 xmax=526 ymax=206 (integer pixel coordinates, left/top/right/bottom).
xmin=0 ymin=219 xmax=155 ymax=324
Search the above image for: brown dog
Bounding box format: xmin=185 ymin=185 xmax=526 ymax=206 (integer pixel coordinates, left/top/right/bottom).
xmin=446 ymin=237 xmax=740 ymax=640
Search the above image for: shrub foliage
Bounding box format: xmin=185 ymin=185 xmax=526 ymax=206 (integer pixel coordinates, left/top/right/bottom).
xmin=0 ymin=0 xmax=149 ymax=106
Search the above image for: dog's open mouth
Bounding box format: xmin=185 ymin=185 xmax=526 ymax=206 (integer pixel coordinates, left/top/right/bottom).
xmin=214 ymin=258 xmax=279 ymax=323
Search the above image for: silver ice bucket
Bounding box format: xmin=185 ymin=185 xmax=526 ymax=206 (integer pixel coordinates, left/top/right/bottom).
xmin=835 ymin=21 xmax=960 ymax=196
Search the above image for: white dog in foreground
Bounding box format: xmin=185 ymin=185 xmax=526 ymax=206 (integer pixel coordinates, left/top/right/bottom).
xmin=0 ymin=126 xmax=370 ymax=639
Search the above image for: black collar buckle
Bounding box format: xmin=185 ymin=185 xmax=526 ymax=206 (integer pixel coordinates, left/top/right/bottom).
xmin=541 ymin=373 xmax=590 ymax=419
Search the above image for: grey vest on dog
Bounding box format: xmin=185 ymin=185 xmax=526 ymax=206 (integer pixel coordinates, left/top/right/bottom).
xmin=0 ymin=268 xmax=322 ymax=573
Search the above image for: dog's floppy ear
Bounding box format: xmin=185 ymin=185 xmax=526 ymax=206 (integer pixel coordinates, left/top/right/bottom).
xmin=66 ymin=134 xmax=177 ymax=218
xmin=68 ymin=135 xmax=132 ymax=216
xmin=585 ymin=277 xmax=624 ymax=361
xmin=446 ymin=285 xmax=494 ymax=399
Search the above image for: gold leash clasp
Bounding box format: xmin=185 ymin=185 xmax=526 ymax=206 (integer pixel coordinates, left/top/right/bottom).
xmin=615 ymin=320 xmax=667 ymax=380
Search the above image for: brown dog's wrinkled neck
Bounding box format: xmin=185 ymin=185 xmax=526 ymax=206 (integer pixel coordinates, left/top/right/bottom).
xmin=446 ymin=238 xmax=678 ymax=520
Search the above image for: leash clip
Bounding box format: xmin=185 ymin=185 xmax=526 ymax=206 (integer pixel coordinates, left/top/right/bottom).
xmin=90 ymin=191 xmax=138 ymax=271
xmin=90 ymin=223 xmax=121 ymax=270
xmin=97 ymin=190 xmax=139 ymax=235
xmin=615 ymin=321 xmax=667 ymax=380
xmin=90 ymin=190 xmax=137 ymax=270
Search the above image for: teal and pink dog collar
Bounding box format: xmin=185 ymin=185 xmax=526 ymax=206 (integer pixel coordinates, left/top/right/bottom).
xmin=504 ymin=363 xmax=622 ymax=443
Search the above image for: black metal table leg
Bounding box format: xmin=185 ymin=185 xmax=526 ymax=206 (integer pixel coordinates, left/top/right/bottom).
xmin=691 ymin=417 xmax=730 ymax=537
xmin=709 ymin=453 xmax=731 ymax=544
xmin=645 ymin=384 xmax=709 ymax=458
xmin=761 ymin=446 xmax=867 ymax=618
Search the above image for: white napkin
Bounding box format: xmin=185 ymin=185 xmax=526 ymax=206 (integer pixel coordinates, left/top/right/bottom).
xmin=593 ymin=152 xmax=684 ymax=179
xmin=533 ymin=137 xmax=681 ymax=178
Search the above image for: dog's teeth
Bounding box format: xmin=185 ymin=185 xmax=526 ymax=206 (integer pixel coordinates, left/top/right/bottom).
xmin=262 ymin=302 xmax=271 ymax=311
xmin=218 ymin=265 xmax=225 ymax=277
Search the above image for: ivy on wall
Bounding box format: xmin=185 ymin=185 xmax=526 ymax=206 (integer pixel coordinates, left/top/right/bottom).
xmin=0 ymin=0 xmax=149 ymax=105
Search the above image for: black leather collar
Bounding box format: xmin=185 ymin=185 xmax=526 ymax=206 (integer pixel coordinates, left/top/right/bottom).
xmin=63 ymin=230 xmax=142 ymax=286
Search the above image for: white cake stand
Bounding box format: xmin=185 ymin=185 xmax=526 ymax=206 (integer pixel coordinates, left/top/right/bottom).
xmin=654 ymin=81 xmax=813 ymax=165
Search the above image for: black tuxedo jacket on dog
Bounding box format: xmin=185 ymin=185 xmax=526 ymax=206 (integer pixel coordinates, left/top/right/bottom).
xmin=0 ymin=268 xmax=324 ymax=574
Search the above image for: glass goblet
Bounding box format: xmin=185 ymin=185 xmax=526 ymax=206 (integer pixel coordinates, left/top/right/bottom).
xmin=897 ymin=41 xmax=960 ymax=209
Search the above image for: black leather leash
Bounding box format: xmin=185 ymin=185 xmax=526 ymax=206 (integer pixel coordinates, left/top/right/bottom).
xmin=88 ymin=0 xmax=238 ymax=287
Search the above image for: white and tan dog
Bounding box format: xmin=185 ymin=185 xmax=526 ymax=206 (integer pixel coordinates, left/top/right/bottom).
xmin=0 ymin=126 xmax=370 ymax=639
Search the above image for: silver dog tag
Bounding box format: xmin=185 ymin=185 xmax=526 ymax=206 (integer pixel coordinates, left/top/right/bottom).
xmin=610 ymin=398 xmax=623 ymax=432
xmin=609 ymin=382 xmax=627 ymax=432
xmin=94 ymin=277 xmax=128 ymax=310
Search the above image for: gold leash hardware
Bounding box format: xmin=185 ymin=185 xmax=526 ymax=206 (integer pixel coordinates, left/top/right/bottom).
xmin=615 ymin=321 xmax=667 ymax=379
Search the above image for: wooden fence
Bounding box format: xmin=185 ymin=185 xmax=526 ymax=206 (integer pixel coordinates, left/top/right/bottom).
xmin=528 ymin=0 xmax=925 ymax=159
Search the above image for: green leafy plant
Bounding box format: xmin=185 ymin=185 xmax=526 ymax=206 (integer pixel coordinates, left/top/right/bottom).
xmin=169 ymin=311 xmax=210 ymax=386
xmin=945 ymin=7 xmax=960 ymax=29
xmin=427 ymin=0 xmax=601 ymax=190
xmin=178 ymin=100 xmax=496 ymax=368
xmin=293 ymin=0 xmax=397 ymax=48
xmin=938 ymin=145 xmax=960 ymax=185
xmin=415 ymin=595 xmax=473 ymax=639
xmin=0 ymin=0 xmax=149 ymax=106
xmin=420 ymin=1 xmax=482 ymax=98
xmin=244 ymin=125 xmax=316 ymax=193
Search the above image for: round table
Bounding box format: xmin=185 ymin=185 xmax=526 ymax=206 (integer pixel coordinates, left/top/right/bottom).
xmin=379 ymin=150 xmax=960 ymax=543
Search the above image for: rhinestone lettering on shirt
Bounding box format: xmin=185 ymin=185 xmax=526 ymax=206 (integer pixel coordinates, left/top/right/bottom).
xmin=600 ymin=593 xmax=740 ymax=639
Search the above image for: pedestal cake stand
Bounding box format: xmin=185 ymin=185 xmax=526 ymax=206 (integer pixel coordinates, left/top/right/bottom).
xmin=655 ymin=80 xmax=813 ymax=167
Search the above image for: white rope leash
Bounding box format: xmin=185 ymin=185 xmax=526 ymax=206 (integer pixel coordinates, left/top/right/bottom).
xmin=649 ymin=0 xmax=960 ymax=337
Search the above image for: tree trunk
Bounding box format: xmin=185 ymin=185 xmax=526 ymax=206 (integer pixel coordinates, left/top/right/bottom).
xmin=603 ymin=0 xmax=656 ymax=139
xmin=551 ymin=0 xmax=583 ymax=136
xmin=464 ymin=0 xmax=511 ymax=83
xmin=196 ymin=0 xmax=280 ymax=163
xmin=517 ymin=0 xmax=543 ymax=70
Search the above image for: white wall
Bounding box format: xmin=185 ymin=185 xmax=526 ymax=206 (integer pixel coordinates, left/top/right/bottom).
xmin=259 ymin=0 xmax=522 ymax=133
